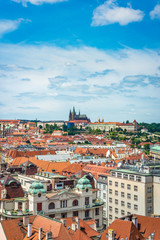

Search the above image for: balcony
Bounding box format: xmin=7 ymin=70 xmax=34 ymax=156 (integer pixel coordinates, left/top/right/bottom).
xmin=92 ymin=198 xmax=104 ymax=207
xmin=2 ymin=209 xmax=33 ymax=218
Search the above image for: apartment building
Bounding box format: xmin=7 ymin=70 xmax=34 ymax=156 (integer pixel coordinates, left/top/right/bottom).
xmin=97 ymin=174 xmax=108 ymax=227
xmin=107 ymin=162 xmax=160 ymax=225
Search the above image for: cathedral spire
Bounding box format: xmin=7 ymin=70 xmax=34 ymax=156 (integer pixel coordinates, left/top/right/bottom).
xmin=73 ymin=106 xmax=76 ymax=114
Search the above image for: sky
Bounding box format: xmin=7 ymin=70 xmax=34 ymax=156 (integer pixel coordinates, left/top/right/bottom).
xmin=0 ymin=0 xmax=160 ymax=123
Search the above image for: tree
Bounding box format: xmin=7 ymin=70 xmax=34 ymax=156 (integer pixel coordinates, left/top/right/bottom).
xmin=144 ymin=144 xmax=150 ymax=152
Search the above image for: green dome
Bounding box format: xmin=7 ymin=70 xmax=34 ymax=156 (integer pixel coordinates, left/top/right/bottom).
xmin=28 ymin=181 xmax=46 ymax=195
xmin=75 ymin=176 xmax=92 ymax=190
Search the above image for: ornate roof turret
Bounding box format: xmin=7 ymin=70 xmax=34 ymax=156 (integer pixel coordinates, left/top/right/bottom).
xmin=28 ymin=181 xmax=46 ymax=195
xmin=75 ymin=175 xmax=92 ymax=190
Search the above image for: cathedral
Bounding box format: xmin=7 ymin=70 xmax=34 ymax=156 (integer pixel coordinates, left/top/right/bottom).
xmin=69 ymin=107 xmax=90 ymax=122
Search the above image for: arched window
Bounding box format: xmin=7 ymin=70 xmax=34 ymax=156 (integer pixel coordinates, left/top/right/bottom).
xmin=73 ymin=199 xmax=78 ymax=206
xmin=48 ymin=202 xmax=55 ymax=209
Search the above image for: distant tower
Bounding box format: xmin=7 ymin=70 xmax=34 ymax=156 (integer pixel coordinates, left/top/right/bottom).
xmin=69 ymin=109 xmax=72 ymax=121
xmin=72 ymin=107 xmax=76 ymax=120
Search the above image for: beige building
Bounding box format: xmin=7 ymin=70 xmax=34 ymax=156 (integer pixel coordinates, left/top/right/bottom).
xmin=88 ymin=120 xmax=138 ymax=132
xmin=0 ymin=175 xmax=104 ymax=230
xmin=107 ymin=163 xmax=160 ymax=225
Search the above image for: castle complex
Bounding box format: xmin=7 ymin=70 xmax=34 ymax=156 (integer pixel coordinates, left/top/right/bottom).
xmin=69 ymin=107 xmax=90 ymax=122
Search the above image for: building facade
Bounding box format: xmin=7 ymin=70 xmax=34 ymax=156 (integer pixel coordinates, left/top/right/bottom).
xmin=107 ymin=163 xmax=160 ymax=225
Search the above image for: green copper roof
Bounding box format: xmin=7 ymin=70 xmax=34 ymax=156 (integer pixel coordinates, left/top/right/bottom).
xmin=28 ymin=181 xmax=46 ymax=195
xmin=75 ymin=176 xmax=92 ymax=190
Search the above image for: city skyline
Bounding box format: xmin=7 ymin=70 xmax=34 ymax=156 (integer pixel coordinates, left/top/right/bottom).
xmin=0 ymin=0 xmax=160 ymax=123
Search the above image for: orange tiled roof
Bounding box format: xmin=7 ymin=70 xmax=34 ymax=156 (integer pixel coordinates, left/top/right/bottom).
xmin=10 ymin=157 xmax=70 ymax=174
xmin=134 ymin=214 xmax=160 ymax=240
xmin=101 ymin=219 xmax=144 ymax=240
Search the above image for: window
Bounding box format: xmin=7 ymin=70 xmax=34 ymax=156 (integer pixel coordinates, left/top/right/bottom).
xmin=115 ymin=190 xmax=118 ymax=196
xmin=134 ymin=205 xmax=138 ymax=210
xmin=123 ymin=174 xmax=128 ymax=179
xmin=103 ymin=185 xmax=106 ymax=190
xmin=73 ymin=199 xmax=78 ymax=206
xmin=48 ymin=202 xmax=55 ymax=209
xmin=96 ymin=219 xmax=99 ymax=228
xmin=103 ymin=210 xmax=106 ymax=216
xmin=121 ymin=192 xmax=125 ymax=197
xmin=115 ymin=199 xmax=118 ymax=204
xmin=147 ymin=207 xmax=152 ymax=213
xmin=111 ymin=172 xmax=116 ymax=177
xmin=61 ymin=212 xmax=67 ymax=218
xmin=136 ymin=176 xmax=141 ymax=182
xmin=73 ymin=211 xmax=78 ymax=217
xmin=127 ymin=193 xmax=131 ymax=199
xmin=117 ymin=173 xmax=122 ymax=178
xmin=60 ymin=200 xmax=67 ymax=208
xmin=121 ymin=183 xmax=124 ymax=188
xmin=103 ymin=193 xmax=106 ymax=199
xmin=121 ymin=210 xmax=125 ymax=215
xmin=134 ymin=195 xmax=138 ymax=201
xmin=147 ymin=187 xmax=152 ymax=193
xmin=109 ymin=189 xmax=112 ymax=194
xmin=85 ymin=197 xmax=89 ymax=205
xmin=127 ymin=212 xmax=131 ymax=215
xmin=109 ymin=215 xmax=112 ymax=220
xmin=109 ymin=206 xmax=112 ymax=212
xmin=127 ymin=184 xmax=131 ymax=190
xmin=95 ymin=208 xmax=99 ymax=216
xmin=127 ymin=203 xmax=131 ymax=208
xmin=85 ymin=210 xmax=90 ymax=218
xmin=121 ymin=201 xmax=125 ymax=206
xmin=129 ymin=175 xmax=134 ymax=181
xmin=147 ymin=197 xmax=152 ymax=203
xmin=109 ymin=198 xmax=112 ymax=203
xmin=115 ymin=208 xmax=118 ymax=214
xmin=134 ymin=186 xmax=138 ymax=191
xmin=109 ymin=180 xmax=112 ymax=186
xmin=115 ymin=182 xmax=118 ymax=187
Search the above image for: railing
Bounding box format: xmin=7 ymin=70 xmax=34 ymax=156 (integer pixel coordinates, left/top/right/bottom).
xmin=2 ymin=209 xmax=32 ymax=217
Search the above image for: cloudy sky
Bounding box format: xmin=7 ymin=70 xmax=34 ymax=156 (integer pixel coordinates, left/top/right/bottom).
xmin=0 ymin=0 xmax=160 ymax=122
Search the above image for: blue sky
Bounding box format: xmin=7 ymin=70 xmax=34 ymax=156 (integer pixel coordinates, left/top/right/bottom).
xmin=0 ymin=0 xmax=160 ymax=122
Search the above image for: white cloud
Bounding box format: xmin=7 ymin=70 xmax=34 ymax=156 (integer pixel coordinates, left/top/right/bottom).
xmin=0 ymin=19 xmax=25 ymax=37
xmin=12 ymin=0 xmax=67 ymax=7
xmin=91 ymin=0 xmax=144 ymax=26
xmin=0 ymin=43 xmax=159 ymax=122
xmin=150 ymin=4 xmax=160 ymax=20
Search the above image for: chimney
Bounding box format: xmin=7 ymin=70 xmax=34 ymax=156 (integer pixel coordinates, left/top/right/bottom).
xmin=75 ymin=217 xmax=80 ymax=229
xmin=23 ymin=216 xmax=29 ymax=226
xmin=108 ymin=229 xmax=115 ymax=240
xmin=46 ymin=232 xmax=53 ymax=240
xmin=39 ymin=227 xmax=43 ymax=240
xmin=71 ymin=223 xmax=77 ymax=231
xmin=132 ymin=216 xmax=138 ymax=228
xmin=28 ymin=224 xmax=32 ymax=238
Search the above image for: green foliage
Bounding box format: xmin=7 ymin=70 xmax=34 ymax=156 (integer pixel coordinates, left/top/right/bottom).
xmin=139 ymin=122 xmax=160 ymax=133
xmin=62 ymin=123 xmax=68 ymax=132
xmin=44 ymin=124 xmax=61 ymax=134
